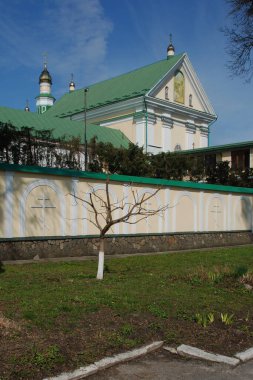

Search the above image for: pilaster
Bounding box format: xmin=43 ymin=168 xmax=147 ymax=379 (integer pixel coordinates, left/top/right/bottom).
xmin=71 ymin=178 xmax=79 ymax=235
xmin=200 ymin=124 xmax=209 ymax=148
xmin=161 ymin=115 xmax=173 ymax=152
xmin=185 ymin=121 xmax=196 ymax=150
xmin=4 ymin=171 xmax=14 ymax=238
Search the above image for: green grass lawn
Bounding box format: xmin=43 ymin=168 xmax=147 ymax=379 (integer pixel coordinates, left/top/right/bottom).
xmin=1 ymin=246 xmax=253 ymax=379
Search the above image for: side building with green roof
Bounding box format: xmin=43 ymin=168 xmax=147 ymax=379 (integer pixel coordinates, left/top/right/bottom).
xmin=0 ymin=105 xmax=130 ymax=169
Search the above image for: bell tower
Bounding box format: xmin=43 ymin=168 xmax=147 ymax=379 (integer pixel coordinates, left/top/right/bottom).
xmin=36 ymin=55 xmax=55 ymax=114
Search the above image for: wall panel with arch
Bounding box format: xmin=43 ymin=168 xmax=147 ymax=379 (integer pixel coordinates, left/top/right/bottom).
xmin=205 ymin=194 xmax=226 ymax=231
xmin=172 ymin=191 xmax=197 ymax=232
xmin=20 ymin=180 xmax=66 ymax=237
xmin=82 ymin=183 xmax=120 ymax=235
xmin=131 ymin=187 xmax=163 ymax=234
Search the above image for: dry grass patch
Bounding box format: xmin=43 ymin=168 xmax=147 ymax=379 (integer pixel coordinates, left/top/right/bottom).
xmin=0 ymin=313 xmax=22 ymax=336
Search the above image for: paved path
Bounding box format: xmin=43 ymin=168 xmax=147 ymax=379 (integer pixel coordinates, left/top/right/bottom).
xmin=3 ymin=244 xmax=252 ymax=265
xmin=89 ymin=350 xmax=253 ymax=380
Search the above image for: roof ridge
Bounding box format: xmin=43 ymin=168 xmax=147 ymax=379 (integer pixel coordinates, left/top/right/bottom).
xmin=46 ymin=53 xmax=186 ymax=117
xmin=74 ymin=53 xmax=185 ymax=92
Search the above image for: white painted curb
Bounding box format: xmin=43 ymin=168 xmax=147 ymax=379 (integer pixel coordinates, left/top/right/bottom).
xmin=163 ymin=346 xmax=178 ymax=354
xmin=177 ymin=344 xmax=240 ymax=367
xmin=235 ymin=347 xmax=253 ymax=362
xmin=43 ymin=341 xmax=164 ymax=380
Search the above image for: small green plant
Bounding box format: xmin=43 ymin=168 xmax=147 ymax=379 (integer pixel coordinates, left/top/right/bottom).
xmin=208 ymin=272 xmax=222 ymax=283
xmin=195 ymin=313 xmax=208 ymax=328
xmin=165 ymin=330 xmax=179 ymax=344
xmin=148 ymin=303 xmax=168 ymax=319
xmin=108 ymin=331 xmax=139 ymax=349
xmin=195 ymin=312 xmax=215 ymax=328
xmin=207 ymin=312 xmax=215 ymax=323
xmin=189 ymin=276 xmax=202 ymax=285
xmin=148 ymin=321 xmax=163 ymax=332
xmin=120 ymin=323 xmax=134 ymax=336
xmin=31 ymin=345 xmax=64 ymax=369
xmin=240 ymin=272 xmax=253 ymax=286
xmin=221 ymin=313 xmax=234 ymax=325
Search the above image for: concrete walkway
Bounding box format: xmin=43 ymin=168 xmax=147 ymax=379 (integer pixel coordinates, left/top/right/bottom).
xmin=3 ymin=244 xmax=253 ymax=265
xmin=89 ymin=350 xmax=253 ymax=380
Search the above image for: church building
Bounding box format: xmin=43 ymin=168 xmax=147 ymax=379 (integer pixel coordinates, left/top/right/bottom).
xmin=45 ymin=41 xmax=217 ymax=154
xmin=1 ymin=40 xmax=253 ymax=246
xmin=1 ymin=40 xmax=253 ymax=169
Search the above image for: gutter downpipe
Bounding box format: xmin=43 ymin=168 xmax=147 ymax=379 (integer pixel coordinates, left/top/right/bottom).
xmin=144 ymin=97 xmax=148 ymax=152
xmin=208 ymin=116 xmax=217 ymax=147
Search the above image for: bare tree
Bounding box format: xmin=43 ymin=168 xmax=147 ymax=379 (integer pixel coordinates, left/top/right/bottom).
xmin=70 ymin=178 xmax=168 ymax=280
xmin=223 ymin=0 xmax=253 ymax=81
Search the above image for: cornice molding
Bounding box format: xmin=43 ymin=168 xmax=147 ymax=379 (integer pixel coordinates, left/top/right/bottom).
xmin=185 ymin=122 xmax=196 ymax=132
xmin=200 ymin=126 xmax=209 ymax=135
xmin=161 ymin=116 xmax=173 ymax=128
xmin=182 ymin=55 xmax=216 ymax=115
xmin=145 ymin=95 xmax=216 ymax=124
xmin=71 ymin=96 xmax=144 ymax=122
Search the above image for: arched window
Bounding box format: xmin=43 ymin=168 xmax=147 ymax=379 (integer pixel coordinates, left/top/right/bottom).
xmin=174 ymin=71 xmax=185 ymax=104
xmin=174 ymin=144 xmax=182 ymax=152
xmin=165 ymin=86 xmax=169 ymax=100
xmin=189 ymin=94 xmax=193 ymax=107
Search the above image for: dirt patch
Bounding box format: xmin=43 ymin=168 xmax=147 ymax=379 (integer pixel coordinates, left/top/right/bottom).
xmin=0 ymin=313 xmax=22 ymax=336
xmin=1 ymin=307 xmax=253 ymax=380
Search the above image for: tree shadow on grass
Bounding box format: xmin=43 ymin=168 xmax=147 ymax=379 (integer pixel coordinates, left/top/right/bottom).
xmin=0 ymin=261 xmax=5 ymax=274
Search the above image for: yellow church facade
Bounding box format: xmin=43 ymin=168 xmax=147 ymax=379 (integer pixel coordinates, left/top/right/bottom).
xmin=46 ymin=45 xmax=216 ymax=156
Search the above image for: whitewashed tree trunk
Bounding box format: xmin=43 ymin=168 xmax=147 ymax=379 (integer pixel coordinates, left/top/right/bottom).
xmin=97 ymin=238 xmax=105 ymax=280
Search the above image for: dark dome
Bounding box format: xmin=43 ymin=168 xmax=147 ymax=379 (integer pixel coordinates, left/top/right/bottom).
xmin=39 ymin=67 xmax=52 ymax=84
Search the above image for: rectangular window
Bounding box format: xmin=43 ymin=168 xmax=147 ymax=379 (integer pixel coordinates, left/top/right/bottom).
xmin=231 ymin=149 xmax=250 ymax=170
xmin=205 ymin=154 xmax=216 ymax=169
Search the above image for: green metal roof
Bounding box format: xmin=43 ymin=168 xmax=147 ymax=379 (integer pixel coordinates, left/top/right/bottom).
xmin=46 ymin=54 xmax=185 ymax=118
xmin=0 ymin=106 xmax=130 ymax=148
xmin=1 ymin=162 xmax=253 ymax=194
xmin=177 ymin=140 xmax=253 ymax=155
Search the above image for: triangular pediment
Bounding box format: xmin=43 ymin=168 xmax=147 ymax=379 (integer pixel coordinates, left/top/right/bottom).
xmin=148 ymin=54 xmax=216 ymax=116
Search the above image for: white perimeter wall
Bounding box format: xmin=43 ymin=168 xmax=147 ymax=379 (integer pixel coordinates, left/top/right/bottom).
xmin=0 ymin=168 xmax=252 ymax=239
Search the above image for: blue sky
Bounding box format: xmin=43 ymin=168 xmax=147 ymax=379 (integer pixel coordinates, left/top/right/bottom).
xmin=0 ymin=0 xmax=252 ymax=145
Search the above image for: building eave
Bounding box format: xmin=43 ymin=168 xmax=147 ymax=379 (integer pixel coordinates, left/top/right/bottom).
xmin=176 ymin=140 xmax=253 ymax=155
xmin=70 ymin=96 xmax=145 ymax=122
xmin=1 ymin=162 xmax=253 ymax=194
xmin=145 ymin=95 xmax=217 ymax=124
